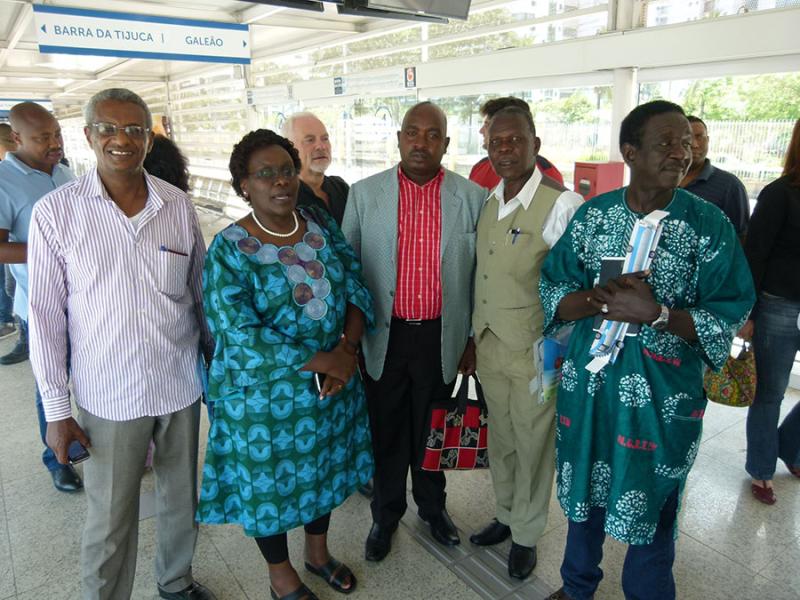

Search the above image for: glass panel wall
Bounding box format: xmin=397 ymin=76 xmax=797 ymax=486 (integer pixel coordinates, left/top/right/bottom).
xmin=641 ymin=0 xmax=800 ymax=27
xmin=59 ymin=116 xmax=95 ymax=177
xmin=640 ymin=72 xmax=800 ymax=197
xmin=429 ymin=86 xmax=611 ymax=188
xmin=304 ymin=93 xmax=419 ymax=183
xmin=169 ymin=68 xmax=248 ymax=171
xmin=291 ymin=86 xmax=611 ymax=189
xmin=145 ymin=5 xmax=799 ymax=212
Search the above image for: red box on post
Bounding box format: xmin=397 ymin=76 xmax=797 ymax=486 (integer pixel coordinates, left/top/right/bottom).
xmin=574 ymin=161 xmax=625 ymax=201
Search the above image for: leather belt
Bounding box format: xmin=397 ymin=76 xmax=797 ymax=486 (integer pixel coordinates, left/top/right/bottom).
xmin=392 ymin=317 xmax=440 ymax=326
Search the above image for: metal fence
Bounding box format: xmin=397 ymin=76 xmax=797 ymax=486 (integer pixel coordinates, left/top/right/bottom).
xmin=329 ymin=118 xmax=614 ymax=186
xmin=332 ymin=118 xmax=793 ymax=197
xmin=700 ymin=120 xmax=794 ymax=199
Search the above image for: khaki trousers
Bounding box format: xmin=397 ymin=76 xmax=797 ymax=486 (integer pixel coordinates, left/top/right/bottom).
xmin=78 ymin=400 xmax=200 ymax=600
xmin=475 ymin=329 xmax=556 ymax=547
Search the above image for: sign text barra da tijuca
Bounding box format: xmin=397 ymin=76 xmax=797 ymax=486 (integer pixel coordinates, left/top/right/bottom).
xmin=33 ymin=5 xmax=250 ymax=64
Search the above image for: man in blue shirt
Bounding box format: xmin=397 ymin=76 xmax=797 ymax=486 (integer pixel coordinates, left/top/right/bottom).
xmin=680 ymin=116 xmax=750 ymax=239
xmin=0 ymin=102 xmax=80 ymax=492
xmin=0 ymin=123 xmax=18 ymax=339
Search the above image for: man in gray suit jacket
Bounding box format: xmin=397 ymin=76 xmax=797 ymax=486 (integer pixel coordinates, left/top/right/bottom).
xmin=342 ymin=102 xmax=486 ymax=562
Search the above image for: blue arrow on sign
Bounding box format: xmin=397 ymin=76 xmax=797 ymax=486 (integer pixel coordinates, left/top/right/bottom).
xmin=41 ymin=24 xmax=47 ymax=33
xmin=243 ymin=40 xmax=247 ymax=47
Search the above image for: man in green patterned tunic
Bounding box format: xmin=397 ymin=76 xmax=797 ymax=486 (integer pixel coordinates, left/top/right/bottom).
xmin=540 ymin=101 xmax=754 ymax=600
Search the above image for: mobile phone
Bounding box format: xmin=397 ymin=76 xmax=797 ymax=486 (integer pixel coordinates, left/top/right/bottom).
xmin=313 ymin=372 xmax=326 ymax=394
xmin=68 ymin=440 xmax=90 ymax=465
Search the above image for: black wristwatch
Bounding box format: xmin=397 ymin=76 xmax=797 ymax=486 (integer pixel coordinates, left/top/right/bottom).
xmin=650 ymin=305 xmax=670 ymax=331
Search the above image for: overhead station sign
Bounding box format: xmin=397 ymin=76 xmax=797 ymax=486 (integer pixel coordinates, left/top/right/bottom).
xmin=32 ymin=5 xmax=251 ymax=65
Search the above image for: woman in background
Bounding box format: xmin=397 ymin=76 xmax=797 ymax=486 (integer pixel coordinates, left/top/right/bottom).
xmin=144 ymin=134 xmax=190 ymax=192
xmin=743 ymin=118 xmax=800 ymax=505
xmin=143 ymin=134 xmax=193 ymax=469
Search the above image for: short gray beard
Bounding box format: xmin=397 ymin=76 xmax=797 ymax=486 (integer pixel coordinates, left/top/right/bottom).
xmin=308 ymin=159 xmax=330 ymax=174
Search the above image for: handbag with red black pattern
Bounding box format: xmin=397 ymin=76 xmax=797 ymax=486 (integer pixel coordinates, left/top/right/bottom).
xmin=421 ymin=374 xmax=489 ymax=471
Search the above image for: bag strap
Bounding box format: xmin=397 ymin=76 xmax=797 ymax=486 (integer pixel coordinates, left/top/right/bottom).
xmin=455 ymin=374 xmax=487 ymax=414
xmin=472 ymin=375 xmax=487 ymax=410
xmin=737 ymin=340 xmax=753 ymax=359
xmin=454 ymin=375 xmax=470 ymax=415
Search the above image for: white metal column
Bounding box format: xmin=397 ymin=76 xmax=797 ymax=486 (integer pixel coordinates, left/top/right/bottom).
xmin=609 ymin=67 xmax=637 ymax=162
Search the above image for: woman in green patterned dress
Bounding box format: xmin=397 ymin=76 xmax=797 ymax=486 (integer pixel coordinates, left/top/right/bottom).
xmin=540 ymin=101 xmax=754 ymax=600
xmin=197 ymin=130 xmax=374 ymax=600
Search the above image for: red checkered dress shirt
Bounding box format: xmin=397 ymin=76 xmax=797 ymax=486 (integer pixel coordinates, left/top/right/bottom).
xmin=393 ymin=167 xmax=444 ymax=320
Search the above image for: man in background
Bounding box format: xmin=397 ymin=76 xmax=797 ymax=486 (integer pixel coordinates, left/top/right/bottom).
xmin=0 ymin=103 xmax=79 ymax=492
xmin=680 ymin=115 xmax=750 ymax=239
xmin=284 ymin=112 xmax=350 ymax=226
xmin=0 ymin=123 xmax=17 ymax=340
xmin=0 ymin=123 xmax=16 ymax=160
xmin=470 ymin=97 xmax=564 ymax=189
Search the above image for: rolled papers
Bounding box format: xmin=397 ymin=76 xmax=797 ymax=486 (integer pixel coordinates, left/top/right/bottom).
xmin=587 ymin=209 xmax=668 ymax=371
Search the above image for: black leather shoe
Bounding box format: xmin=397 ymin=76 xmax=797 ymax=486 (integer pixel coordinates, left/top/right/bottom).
xmin=365 ymin=522 xmax=396 ymax=562
xmin=469 ymin=519 xmax=511 ymax=546
xmin=546 ymin=588 xmax=578 ymax=600
xmin=421 ymin=509 xmax=460 ymax=546
xmin=51 ymin=464 xmax=83 ymax=493
xmin=0 ymin=342 xmax=28 ymax=365
xmin=158 ymin=582 xmax=217 ymax=600
xmin=508 ymin=543 xmax=537 ymax=580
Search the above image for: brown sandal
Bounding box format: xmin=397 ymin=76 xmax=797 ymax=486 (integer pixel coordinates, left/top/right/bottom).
xmin=751 ymin=482 xmax=776 ymax=505
xmin=305 ymin=557 xmax=357 ymax=595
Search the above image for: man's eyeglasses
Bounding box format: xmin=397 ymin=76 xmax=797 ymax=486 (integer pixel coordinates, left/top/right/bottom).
xmin=488 ymin=135 xmax=527 ymax=148
xmin=89 ymin=122 xmax=150 ymax=139
xmin=249 ymin=166 xmax=298 ymax=181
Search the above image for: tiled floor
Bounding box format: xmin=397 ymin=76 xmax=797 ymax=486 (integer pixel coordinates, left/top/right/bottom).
xmin=1 ymin=208 xmax=798 ymax=599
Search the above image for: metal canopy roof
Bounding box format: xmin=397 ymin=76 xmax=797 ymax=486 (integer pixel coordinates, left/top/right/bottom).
xmin=0 ymin=0 xmax=489 ymax=103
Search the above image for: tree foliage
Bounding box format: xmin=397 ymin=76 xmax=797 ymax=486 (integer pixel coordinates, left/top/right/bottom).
xmin=558 ymin=94 xmax=595 ymax=123
xmin=739 ymin=74 xmax=800 ymax=120
xmin=682 ymin=78 xmax=740 ymax=120
xmin=534 ymin=93 xmax=596 ymax=123
xmin=428 ymin=9 xmax=515 ymax=37
xmin=429 ymin=32 xmax=534 ymax=60
xmin=642 ymin=74 xmax=800 ymax=121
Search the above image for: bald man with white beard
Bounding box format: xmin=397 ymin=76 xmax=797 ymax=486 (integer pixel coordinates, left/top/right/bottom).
xmin=283 ymin=112 xmax=350 ymax=225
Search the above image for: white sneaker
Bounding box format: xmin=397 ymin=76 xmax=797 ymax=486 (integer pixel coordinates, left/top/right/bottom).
xmin=0 ymin=323 xmax=16 ymax=340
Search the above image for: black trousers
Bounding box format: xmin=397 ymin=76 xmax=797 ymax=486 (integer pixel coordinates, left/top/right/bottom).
xmin=254 ymin=513 xmax=331 ymax=564
xmin=365 ymin=318 xmax=456 ymax=528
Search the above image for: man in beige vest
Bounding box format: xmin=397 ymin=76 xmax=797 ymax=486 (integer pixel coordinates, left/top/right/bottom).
xmin=470 ymin=106 xmax=582 ymax=579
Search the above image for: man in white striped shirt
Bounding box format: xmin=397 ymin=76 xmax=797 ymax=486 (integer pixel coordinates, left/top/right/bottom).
xmin=27 ymin=88 xmax=216 ymax=600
